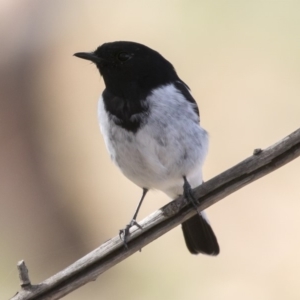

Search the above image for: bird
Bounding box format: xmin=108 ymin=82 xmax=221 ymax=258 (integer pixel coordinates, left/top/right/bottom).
xmin=74 ymin=41 xmax=219 ymax=255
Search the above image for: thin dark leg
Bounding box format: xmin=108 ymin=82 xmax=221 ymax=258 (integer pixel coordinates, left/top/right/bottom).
xmin=183 ymin=176 xmax=200 ymax=214
xmin=119 ymin=188 xmax=148 ymax=248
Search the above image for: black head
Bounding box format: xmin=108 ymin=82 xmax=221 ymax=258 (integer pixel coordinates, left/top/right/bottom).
xmin=74 ymin=41 xmax=179 ymax=98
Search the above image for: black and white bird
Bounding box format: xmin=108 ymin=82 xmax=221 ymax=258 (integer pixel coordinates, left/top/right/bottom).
xmin=74 ymin=41 xmax=219 ymax=255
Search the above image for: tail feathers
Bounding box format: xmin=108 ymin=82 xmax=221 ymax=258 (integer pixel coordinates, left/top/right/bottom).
xmin=181 ymin=213 xmax=220 ymax=255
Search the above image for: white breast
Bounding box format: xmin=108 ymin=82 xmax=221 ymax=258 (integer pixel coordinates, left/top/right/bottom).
xmin=98 ymin=83 xmax=209 ymax=198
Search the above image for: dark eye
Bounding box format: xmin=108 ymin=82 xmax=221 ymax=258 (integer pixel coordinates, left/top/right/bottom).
xmin=117 ymin=52 xmax=131 ymax=62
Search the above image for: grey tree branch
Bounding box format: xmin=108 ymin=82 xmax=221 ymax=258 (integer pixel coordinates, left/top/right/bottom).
xmin=11 ymin=128 xmax=300 ymax=300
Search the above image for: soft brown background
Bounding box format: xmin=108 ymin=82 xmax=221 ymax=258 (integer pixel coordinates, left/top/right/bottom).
xmin=1 ymin=1 xmax=300 ymax=299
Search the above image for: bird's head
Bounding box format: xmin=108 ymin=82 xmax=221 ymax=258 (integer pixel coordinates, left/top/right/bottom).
xmin=74 ymin=41 xmax=178 ymax=97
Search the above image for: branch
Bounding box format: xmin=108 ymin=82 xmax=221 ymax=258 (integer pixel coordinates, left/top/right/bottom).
xmin=11 ymin=128 xmax=300 ymax=300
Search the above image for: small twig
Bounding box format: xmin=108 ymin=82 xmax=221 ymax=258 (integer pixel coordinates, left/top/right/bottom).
xmin=253 ymin=148 xmax=262 ymax=155
xmin=10 ymin=127 xmax=300 ymax=300
xmin=17 ymin=261 xmax=31 ymax=290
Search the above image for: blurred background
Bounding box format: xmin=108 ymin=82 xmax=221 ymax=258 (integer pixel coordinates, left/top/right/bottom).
xmin=1 ymin=1 xmax=300 ymax=299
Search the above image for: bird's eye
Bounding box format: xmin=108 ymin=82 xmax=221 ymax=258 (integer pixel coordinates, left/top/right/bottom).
xmin=117 ymin=52 xmax=131 ymax=62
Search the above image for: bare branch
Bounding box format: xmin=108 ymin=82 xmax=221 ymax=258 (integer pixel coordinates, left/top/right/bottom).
xmin=11 ymin=128 xmax=300 ymax=300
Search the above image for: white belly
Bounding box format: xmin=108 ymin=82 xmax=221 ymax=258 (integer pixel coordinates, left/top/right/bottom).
xmin=98 ymin=84 xmax=209 ymax=198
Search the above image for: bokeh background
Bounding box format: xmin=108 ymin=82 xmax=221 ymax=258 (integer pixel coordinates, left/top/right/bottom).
xmin=1 ymin=1 xmax=300 ymax=299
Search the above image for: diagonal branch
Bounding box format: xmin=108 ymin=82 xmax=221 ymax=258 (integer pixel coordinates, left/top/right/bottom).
xmin=11 ymin=128 xmax=300 ymax=300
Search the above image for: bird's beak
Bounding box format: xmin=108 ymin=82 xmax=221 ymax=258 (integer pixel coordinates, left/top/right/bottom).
xmin=73 ymin=52 xmax=102 ymax=63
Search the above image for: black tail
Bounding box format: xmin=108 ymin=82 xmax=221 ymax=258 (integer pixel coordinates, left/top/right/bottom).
xmin=181 ymin=213 xmax=220 ymax=255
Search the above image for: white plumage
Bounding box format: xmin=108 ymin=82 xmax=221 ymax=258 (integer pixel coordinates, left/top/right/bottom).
xmin=98 ymin=83 xmax=209 ymax=199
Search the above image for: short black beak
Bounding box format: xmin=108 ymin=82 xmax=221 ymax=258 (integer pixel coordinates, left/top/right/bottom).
xmin=73 ymin=52 xmax=101 ymax=63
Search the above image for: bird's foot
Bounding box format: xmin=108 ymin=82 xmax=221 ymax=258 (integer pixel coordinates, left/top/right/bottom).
xmin=183 ymin=177 xmax=200 ymax=215
xmin=119 ymin=219 xmax=143 ymax=248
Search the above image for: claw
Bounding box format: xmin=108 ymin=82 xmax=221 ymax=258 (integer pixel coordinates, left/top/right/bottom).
xmin=119 ymin=219 xmax=143 ymax=248
xmin=183 ymin=176 xmax=200 ymax=215
xmin=119 ymin=188 xmax=148 ymax=249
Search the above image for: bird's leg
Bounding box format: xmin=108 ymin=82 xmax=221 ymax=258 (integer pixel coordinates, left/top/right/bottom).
xmin=183 ymin=176 xmax=200 ymax=215
xmin=119 ymin=188 xmax=148 ymax=248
